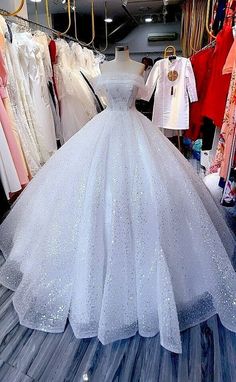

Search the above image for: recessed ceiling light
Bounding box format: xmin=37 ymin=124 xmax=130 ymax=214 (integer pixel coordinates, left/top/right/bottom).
xmin=145 ymin=17 xmax=153 ymax=23
xmin=30 ymin=0 xmax=42 ymax=2
xmin=104 ymin=18 xmax=113 ymax=23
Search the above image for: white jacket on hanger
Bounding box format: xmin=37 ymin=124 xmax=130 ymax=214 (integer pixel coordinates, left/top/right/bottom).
xmin=142 ymin=57 xmax=198 ymax=130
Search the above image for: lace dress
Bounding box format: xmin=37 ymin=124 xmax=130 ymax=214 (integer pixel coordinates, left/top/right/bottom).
xmin=5 ymin=39 xmax=41 ymax=176
xmin=0 ymin=72 xmax=235 ymax=354
xmin=53 ymin=40 xmax=97 ymax=143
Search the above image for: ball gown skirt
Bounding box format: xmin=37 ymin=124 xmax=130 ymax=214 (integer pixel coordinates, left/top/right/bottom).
xmin=0 ymin=73 xmax=235 ymax=354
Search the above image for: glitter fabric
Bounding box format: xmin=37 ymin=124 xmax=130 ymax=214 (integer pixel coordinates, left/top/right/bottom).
xmin=0 ymin=72 xmax=236 ymax=354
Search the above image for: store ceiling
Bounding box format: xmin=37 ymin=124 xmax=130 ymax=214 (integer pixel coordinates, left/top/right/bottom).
xmin=27 ymin=0 xmax=182 ymax=17
xmin=26 ymin=0 xmax=182 ymax=45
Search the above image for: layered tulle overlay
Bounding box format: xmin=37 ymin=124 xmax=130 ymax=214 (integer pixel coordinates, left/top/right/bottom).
xmin=0 ymin=73 xmax=236 ymax=354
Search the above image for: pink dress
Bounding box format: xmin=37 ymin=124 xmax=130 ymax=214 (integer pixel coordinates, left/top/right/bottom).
xmin=210 ymin=39 xmax=236 ymax=179
xmin=220 ymin=39 xmax=236 ymax=179
xmin=0 ymin=49 xmax=29 ymax=186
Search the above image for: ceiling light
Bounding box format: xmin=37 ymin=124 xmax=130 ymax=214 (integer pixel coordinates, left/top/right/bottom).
xmin=30 ymin=0 xmax=42 ymax=2
xmin=145 ymin=17 xmax=153 ymax=23
xmin=104 ymin=18 xmax=113 ymax=23
xmin=62 ymin=0 xmax=66 ymax=4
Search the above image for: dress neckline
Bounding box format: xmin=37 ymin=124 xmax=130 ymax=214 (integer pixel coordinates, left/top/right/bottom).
xmin=99 ymin=71 xmax=144 ymax=80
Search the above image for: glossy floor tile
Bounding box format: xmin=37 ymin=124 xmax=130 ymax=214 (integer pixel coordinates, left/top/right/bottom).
xmin=0 ymin=252 xmax=236 ymax=381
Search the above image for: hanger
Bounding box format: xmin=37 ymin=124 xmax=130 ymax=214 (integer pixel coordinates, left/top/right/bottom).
xmin=83 ymin=0 xmax=96 ymax=46
xmin=189 ymin=0 xmax=197 ymax=54
xmin=0 ymin=0 xmax=25 ymax=16
xmin=164 ymin=45 xmax=177 ymax=61
xmin=59 ymin=0 xmax=72 ymax=36
xmin=73 ymin=0 xmax=79 ymax=42
xmin=100 ymin=1 xmax=109 ymax=52
xmin=34 ymin=1 xmax=39 ymax=24
xmin=45 ymin=0 xmax=52 ymax=29
xmin=206 ymin=0 xmax=217 ymax=40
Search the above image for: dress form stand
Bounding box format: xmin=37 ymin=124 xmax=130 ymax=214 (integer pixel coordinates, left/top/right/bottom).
xmin=101 ymin=46 xmax=145 ymax=76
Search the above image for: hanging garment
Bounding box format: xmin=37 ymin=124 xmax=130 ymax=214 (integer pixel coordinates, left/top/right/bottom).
xmin=70 ymin=43 xmax=86 ymax=72
xmin=82 ymin=47 xmax=99 ymax=79
xmin=4 ymin=36 xmax=41 ymax=176
xmin=142 ymin=57 xmax=198 ymax=130
xmin=53 ymin=40 xmax=97 ymax=143
xmin=0 ymin=48 xmax=28 ymax=186
xmin=0 ymin=119 xmax=21 ymax=198
xmin=202 ymin=25 xmax=233 ymax=127
xmin=186 ymin=46 xmax=215 ymax=141
xmin=80 ymin=71 xmax=104 ymax=113
xmin=27 ymin=35 xmax=57 ymax=162
xmin=47 ymin=79 xmax=62 ymax=144
xmin=210 ymin=38 xmax=236 ymax=178
xmin=0 ymin=18 xmax=32 ymax=177
xmin=212 ymin=0 xmax=227 ymax=34
xmin=219 ymin=40 xmax=236 ymax=180
xmin=49 ymin=39 xmax=59 ymax=99
xmin=33 ymin=31 xmax=53 ymax=83
xmin=223 ymin=36 xmax=236 ymax=74
xmin=16 ymin=32 xmax=57 ymax=163
xmin=0 ymin=72 xmax=236 ymax=355
xmin=143 ymin=65 xmax=152 ymax=83
xmin=33 ymin=31 xmax=62 ymax=144
xmin=12 ymin=30 xmax=45 ymax=165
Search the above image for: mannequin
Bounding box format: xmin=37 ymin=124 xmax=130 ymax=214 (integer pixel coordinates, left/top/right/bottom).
xmin=101 ymin=46 xmax=145 ymax=76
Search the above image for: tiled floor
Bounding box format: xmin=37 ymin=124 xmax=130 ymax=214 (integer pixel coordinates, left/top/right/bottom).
xmin=0 ymin=252 xmax=236 ymax=382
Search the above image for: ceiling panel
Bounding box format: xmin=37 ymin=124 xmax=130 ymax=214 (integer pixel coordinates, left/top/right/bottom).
xmin=27 ymin=0 xmax=182 ymax=17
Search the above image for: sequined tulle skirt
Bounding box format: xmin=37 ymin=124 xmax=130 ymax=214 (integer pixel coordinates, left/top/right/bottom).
xmin=0 ymin=109 xmax=236 ymax=354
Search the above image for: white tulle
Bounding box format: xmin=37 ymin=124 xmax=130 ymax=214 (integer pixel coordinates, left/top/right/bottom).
xmin=0 ymin=73 xmax=236 ymax=354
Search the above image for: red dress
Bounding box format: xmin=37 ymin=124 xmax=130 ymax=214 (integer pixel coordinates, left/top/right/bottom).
xmin=49 ymin=39 xmax=59 ymax=103
xmin=201 ymin=25 xmax=233 ymax=127
xmin=186 ymin=47 xmax=214 ymax=141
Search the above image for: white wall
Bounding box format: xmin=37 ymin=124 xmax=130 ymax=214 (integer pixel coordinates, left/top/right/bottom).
xmin=106 ymin=22 xmax=181 ymax=61
xmin=0 ymin=0 xmax=28 ymax=17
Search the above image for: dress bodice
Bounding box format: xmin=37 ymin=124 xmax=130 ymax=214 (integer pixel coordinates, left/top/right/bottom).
xmin=95 ymin=72 xmax=144 ymax=111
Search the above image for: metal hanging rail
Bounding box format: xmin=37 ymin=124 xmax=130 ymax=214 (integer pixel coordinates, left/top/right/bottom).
xmin=0 ymin=7 xmax=97 ymax=49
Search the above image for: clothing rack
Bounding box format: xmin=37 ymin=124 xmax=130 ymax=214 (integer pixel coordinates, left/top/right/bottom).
xmin=0 ymin=7 xmax=99 ymax=53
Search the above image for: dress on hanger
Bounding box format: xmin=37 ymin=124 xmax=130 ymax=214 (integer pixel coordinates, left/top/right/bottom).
xmin=23 ymin=34 xmax=57 ymax=163
xmin=210 ymin=38 xmax=236 ymax=178
xmin=0 ymin=72 xmax=236 ymax=355
xmin=0 ymin=49 xmax=28 ymax=187
xmin=4 ymin=34 xmax=41 ymax=176
xmin=142 ymin=57 xmax=198 ymax=131
xmin=186 ymin=46 xmax=215 ymax=141
xmin=0 ymin=119 xmax=21 ymax=198
xmin=202 ymin=25 xmax=233 ymax=127
xmin=16 ymin=32 xmax=57 ymax=163
xmin=53 ymin=40 xmax=97 ymax=143
xmin=33 ymin=32 xmax=61 ymax=146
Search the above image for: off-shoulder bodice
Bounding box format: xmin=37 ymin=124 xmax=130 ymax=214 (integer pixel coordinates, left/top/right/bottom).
xmin=95 ymin=72 xmax=144 ymax=111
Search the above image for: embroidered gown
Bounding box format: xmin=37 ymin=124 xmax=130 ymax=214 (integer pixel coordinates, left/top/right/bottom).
xmin=0 ymin=72 xmax=236 ymax=354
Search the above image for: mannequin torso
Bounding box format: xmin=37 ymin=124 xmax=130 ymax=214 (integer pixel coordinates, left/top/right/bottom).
xmin=101 ymin=46 xmax=144 ymax=76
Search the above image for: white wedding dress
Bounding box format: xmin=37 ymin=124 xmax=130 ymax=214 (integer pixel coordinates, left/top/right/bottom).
xmin=0 ymin=72 xmax=236 ymax=354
